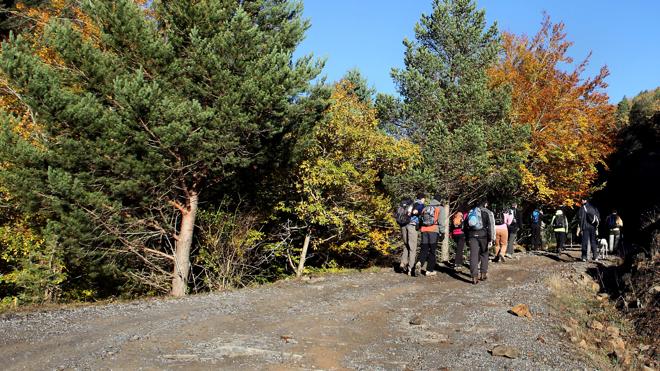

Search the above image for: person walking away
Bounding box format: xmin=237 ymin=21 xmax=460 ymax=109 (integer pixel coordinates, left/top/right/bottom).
xmin=605 ymin=210 xmax=623 ymax=255
xmin=466 ymin=200 xmax=493 ymax=284
xmin=402 ymin=194 xmax=425 ymax=275
xmin=530 ymin=207 xmax=543 ymax=250
xmin=483 ymin=201 xmax=496 ymax=259
xmin=396 ymin=198 xmax=415 ymax=274
xmin=577 ymin=199 xmax=600 ymax=261
xmin=450 ymin=210 xmax=466 ymax=272
xmin=493 ymin=208 xmax=512 ymax=262
xmin=506 ymin=203 xmax=519 ymax=258
xmin=418 ymin=196 xmax=446 ymax=276
xmin=550 ymin=209 xmax=568 ymax=255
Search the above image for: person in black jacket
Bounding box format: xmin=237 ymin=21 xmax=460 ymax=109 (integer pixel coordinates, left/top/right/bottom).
xmin=577 ymin=199 xmax=600 ymax=261
xmin=465 ymin=200 xmax=494 ymax=284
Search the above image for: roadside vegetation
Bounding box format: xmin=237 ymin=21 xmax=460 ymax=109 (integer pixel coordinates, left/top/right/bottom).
xmin=0 ymin=4 xmax=657 ymax=355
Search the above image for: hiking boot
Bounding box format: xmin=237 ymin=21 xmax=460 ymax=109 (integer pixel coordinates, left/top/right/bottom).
xmin=505 ymin=253 xmax=512 ymax=258
xmin=500 ymin=255 xmax=506 ymax=263
xmin=493 ymin=255 xmax=500 ymax=263
xmin=425 ymin=271 xmax=437 ymax=277
xmin=472 ymin=276 xmax=479 ymax=285
xmin=581 ymin=258 xmax=587 ymax=262
xmin=480 ymin=272 xmax=488 ymax=281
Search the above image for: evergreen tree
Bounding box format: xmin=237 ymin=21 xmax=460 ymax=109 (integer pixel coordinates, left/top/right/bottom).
xmin=0 ymin=0 xmax=323 ymax=297
xmin=615 ymin=96 xmax=631 ymax=128
xmin=388 ymin=0 xmax=528 ymax=260
xmin=341 ymin=69 xmax=376 ymax=104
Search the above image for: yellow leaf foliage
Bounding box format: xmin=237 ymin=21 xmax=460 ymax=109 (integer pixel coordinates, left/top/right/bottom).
xmin=295 ymin=80 xmax=419 ymax=255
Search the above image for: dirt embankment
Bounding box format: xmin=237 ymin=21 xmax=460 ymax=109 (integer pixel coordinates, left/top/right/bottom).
xmin=0 ymin=251 xmax=626 ymax=370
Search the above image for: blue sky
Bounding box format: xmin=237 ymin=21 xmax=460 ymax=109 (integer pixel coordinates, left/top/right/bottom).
xmin=295 ymin=1 xmax=660 ymax=102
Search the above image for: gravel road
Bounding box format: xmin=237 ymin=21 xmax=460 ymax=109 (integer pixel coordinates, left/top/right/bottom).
xmin=0 ymin=251 xmax=599 ymax=370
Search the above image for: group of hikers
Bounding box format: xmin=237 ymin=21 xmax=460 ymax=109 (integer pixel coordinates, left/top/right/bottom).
xmin=395 ymin=194 xmax=624 ymax=285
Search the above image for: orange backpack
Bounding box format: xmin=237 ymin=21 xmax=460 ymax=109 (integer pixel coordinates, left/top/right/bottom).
xmin=452 ymin=211 xmax=464 ymax=228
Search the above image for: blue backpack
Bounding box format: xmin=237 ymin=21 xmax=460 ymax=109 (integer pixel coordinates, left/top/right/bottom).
xmin=531 ymin=210 xmax=541 ymax=224
xmin=467 ymin=207 xmax=483 ymax=230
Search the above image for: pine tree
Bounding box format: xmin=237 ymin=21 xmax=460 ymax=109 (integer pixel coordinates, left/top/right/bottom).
xmin=389 ymin=0 xmax=528 ymax=260
xmin=0 ymin=0 xmax=323 ymax=296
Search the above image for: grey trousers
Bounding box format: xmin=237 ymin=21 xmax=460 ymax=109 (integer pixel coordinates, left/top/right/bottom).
xmin=507 ymin=229 xmax=517 ymax=255
xmin=400 ymin=224 xmax=418 ymax=270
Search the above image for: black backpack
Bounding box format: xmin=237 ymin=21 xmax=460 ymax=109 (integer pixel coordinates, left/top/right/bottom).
xmin=508 ymin=209 xmax=518 ymax=229
xmin=494 ymin=211 xmax=504 ymax=225
xmin=584 ymin=205 xmax=599 ymax=227
xmin=420 ymin=205 xmax=437 ymax=227
xmin=607 ymin=215 xmax=619 ymax=229
xmin=553 ymin=215 xmax=566 ymax=228
xmin=395 ymin=201 xmax=412 ymax=226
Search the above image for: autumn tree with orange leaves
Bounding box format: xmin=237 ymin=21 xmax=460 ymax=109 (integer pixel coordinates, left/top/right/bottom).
xmin=489 ymin=15 xmax=616 ymax=206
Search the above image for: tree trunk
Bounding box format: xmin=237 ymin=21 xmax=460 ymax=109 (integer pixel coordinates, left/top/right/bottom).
xmin=171 ymin=192 xmax=199 ymax=297
xmin=441 ymin=203 xmax=450 ymax=262
xmin=296 ymin=233 xmax=311 ymax=278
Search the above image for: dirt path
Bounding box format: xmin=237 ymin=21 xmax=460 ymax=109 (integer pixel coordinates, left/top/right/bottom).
xmin=0 ymin=251 xmax=598 ymax=370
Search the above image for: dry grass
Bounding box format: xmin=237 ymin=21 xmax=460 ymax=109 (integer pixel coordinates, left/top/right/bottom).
xmin=546 ymin=272 xmax=654 ymax=370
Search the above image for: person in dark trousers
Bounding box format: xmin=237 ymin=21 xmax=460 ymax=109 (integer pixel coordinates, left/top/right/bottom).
xmin=465 ymin=200 xmax=493 ymax=284
xmin=550 ymin=209 xmax=568 ymax=254
xmin=399 ymin=194 xmax=425 ymax=275
xmin=530 ymin=207 xmax=543 ymax=250
xmin=577 ymin=199 xmax=600 ymax=261
xmin=418 ymin=196 xmax=446 ymax=277
xmin=506 ymin=203 xmax=519 ymax=258
xmin=450 ymin=209 xmax=466 ymax=272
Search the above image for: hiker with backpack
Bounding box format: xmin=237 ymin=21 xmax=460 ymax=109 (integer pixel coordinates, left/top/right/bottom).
xmin=395 ymin=198 xmax=414 ymax=274
xmin=397 ymin=194 xmax=425 ymax=275
xmin=493 ymin=206 xmax=512 ymax=262
xmin=465 ymin=200 xmax=494 ymax=284
xmin=506 ymin=203 xmax=519 ymax=258
xmin=530 ymin=207 xmax=544 ymax=250
xmin=450 ymin=209 xmax=466 ymax=272
xmin=550 ymin=208 xmax=569 ymax=255
xmin=577 ymin=199 xmax=600 ymax=262
xmin=605 ymin=210 xmax=623 ymax=255
xmin=418 ymin=195 xmax=446 ymax=277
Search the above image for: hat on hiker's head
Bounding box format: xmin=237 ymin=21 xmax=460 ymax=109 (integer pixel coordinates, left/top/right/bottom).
xmin=556 ymin=209 xmax=563 ymax=215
